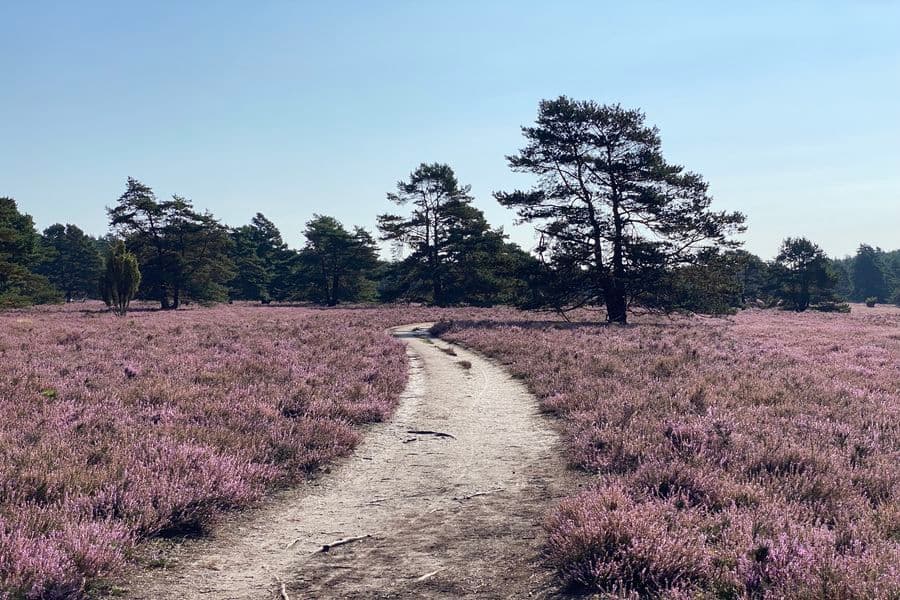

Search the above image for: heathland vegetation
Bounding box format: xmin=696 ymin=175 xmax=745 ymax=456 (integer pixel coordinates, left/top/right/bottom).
xmin=1 ymin=98 xmax=898 ymax=598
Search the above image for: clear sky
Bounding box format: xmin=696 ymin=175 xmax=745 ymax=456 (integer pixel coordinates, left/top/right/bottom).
xmin=2 ymin=1 xmax=898 ymax=259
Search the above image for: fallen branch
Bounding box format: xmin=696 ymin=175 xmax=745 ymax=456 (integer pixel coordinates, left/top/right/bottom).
xmin=273 ymin=575 xmax=290 ymax=600
xmin=285 ymin=538 xmax=300 ymax=549
xmin=406 ymin=430 xmax=456 ymax=439
xmin=318 ymin=534 xmax=371 ymax=553
xmin=416 ymin=568 xmax=443 ymax=582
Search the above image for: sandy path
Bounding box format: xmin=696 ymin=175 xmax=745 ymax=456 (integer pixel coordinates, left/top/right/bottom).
xmin=127 ymin=323 xmax=571 ymax=599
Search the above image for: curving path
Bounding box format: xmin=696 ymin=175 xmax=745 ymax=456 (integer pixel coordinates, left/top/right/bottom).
xmin=126 ymin=323 xmax=571 ymax=599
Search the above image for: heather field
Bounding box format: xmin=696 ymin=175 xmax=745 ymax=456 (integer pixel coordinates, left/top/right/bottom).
xmin=436 ymin=307 xmax=900 ymax=598
xmin=2 ymin=303 xmax=899 ymax=599
xmin=0 ymin=303 xmax=451 ymax=598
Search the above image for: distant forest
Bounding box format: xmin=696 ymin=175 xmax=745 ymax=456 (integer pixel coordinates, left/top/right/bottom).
xmin=2 ymin=98 xmax=899 ymax=321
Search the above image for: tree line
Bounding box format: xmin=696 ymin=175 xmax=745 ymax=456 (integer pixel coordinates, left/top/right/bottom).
xmin=2 ymin=97 xmax=898 ymax=321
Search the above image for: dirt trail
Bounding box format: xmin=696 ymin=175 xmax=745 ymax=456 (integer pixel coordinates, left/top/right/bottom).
xmin=128 ymin=323 xmax=572 ymax=599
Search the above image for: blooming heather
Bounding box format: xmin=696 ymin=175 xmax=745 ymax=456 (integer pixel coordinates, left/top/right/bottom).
xmin=0 ymin=303 xmax=441 ymax=598
xmin=3 ymin=302 xmax=898 ymax=598
xmin=437 ymin=307 xmax=900 ymax=598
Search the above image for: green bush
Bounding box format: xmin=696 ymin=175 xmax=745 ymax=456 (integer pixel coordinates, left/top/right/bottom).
xmin=865 ymin=297 xmax=878 ymax=308
xmin=99 ymin=241 xmax=141 ymax=316
xmin=812 ymin=301 xmax=851 ymax=313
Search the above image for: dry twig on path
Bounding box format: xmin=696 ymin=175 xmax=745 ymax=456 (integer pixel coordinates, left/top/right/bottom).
xmin=416 ymin=568 xmax=443 ymax=582
xmin=318 ymin=534 xmax=371 ymax=553
xmin=273 ymin=574 xmax=290 ymax=600
xmin=406 ymin=430 xmax=456 ymax=439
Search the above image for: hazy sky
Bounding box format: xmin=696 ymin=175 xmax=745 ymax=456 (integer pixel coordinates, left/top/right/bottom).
xmin=2 ymin=1 xmax=898 ymax=259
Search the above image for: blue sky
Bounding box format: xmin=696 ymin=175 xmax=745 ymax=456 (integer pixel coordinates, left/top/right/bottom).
xmin=2 ymin=1 xmax=898 ymax=259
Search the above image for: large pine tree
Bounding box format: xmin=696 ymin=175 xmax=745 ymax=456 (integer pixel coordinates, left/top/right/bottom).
xmin=495 ymin=97 xmax=746 ymax=323
xmin=377 ymin=163 xmax=477 ymax=306
xmin=108 ymin=178 xmax=234 ymax=309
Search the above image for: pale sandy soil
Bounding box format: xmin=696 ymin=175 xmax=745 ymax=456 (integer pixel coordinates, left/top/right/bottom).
xmin=124 ymin=323 xmax=575 ymax=599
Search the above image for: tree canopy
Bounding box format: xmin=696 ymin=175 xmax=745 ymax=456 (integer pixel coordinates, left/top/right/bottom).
xmin=495 ymin=97 xmax=746 ymax=323
xmin=36 ymin=224 xmax=103 ymax=302
xmin=228 ymin=213 xmax=297 ymax=302
xmin=378 ymin=163 xmax=476 ymax=306
xmin=297 ymin=215 xmax=379 ymax=305
xmin=3 ymin=96 xmax=899 ymax=315
xmin=0 ymin=197 xmax=58 ymax=307
xmin=851 ymin=244 xmax=890 ymax=302
xmin=108 ymin=178 xmax=234 ymax=309
xmin=769 ymin=237 xmax=837 ymax=311
xmin=378 ymin=163 xmax=540 ymax=306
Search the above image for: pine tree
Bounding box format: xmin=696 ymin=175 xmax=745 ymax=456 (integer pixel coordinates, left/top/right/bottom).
xmin=297 ymin=215 xmax=378 ymax=305
xmin=378 ymin=163 xmax=475 ymax=306
xmin=851 ymin=244 xmax=889 ymax=302
xmin=36 ymin=224 xmax=103 ymax=302
xmin=769 ymin=237 xmax=836 ymax=311
xmin=108 ymin=178 xmax=234 ymax=309
xmin=495 ymin=97 xmax=746 ymax=323
xmin=0 ymin=197 xmax=59 ymax=307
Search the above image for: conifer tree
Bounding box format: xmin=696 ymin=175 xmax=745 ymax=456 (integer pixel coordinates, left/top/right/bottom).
xmin=100 ymin=240 xmax=141 ymax=316
xmin=495 ymin=97 xmax=746 ymax=323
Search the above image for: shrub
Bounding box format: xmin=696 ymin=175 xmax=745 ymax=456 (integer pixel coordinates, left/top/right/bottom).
xmin=812 ymin=301 xmax=851 ymax=313
xmin=428 ymin=319 xmax=454 ymax=336
xmin=546 ymin=486 xmax=712 ymax=595
xmin=865 ymin=297 xmax=878 ymax=308
xmin=99 ymin=241 xmax=141 ymax=316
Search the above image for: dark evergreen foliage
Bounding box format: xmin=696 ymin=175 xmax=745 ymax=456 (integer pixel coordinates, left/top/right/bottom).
xmin=0 ymin=197 xmax=59 ymax=307
xmin=297 ymin=215 xmax=379 ymax=305
xmin=851 ymin=244 xmax=890 ymax=302
xmin=99 ymin=240 xmax=141 ymax=316
xmin=2 ymin=92 xmax=897 ymax=315
xmin=495 ymin=97 xmax=746 ymax=323
xmin=36 ymin=224 xmax=103 ymax=302
xmin=378 ymin=163 xmax=538 ymax=306
xmin=768 ymin=237 xmax=837 ymax=311
xmin=108 ymin=178 xmax=235 ymax=309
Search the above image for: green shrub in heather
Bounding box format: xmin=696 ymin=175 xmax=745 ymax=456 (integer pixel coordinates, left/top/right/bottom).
xmin=99 ymin=241 xmax=141 ymax=316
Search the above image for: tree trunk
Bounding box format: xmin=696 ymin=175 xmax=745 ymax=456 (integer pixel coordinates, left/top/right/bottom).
xmin=171 ymin=287 xmax=180 ymax=310
xmin=798 ymin=276 xmax=810 ymax=311
xmin=330 ymin=274 xmax=339 ymax=306
xmin=608 ymin=174 xmax=627 ymax=324
xmin=605 ymin=288 xmax=628 ymax=324
xmin=433 ymin=274 xmax=444 ymax=306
